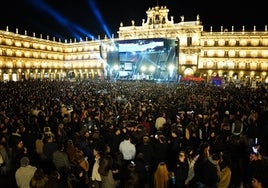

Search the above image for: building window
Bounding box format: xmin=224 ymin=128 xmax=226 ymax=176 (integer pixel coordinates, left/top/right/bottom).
xmin=187 ymin=37 xmax=192 ymax=46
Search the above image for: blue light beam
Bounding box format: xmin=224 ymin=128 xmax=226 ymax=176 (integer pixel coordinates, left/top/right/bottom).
xmin=25 ymin=0 xmax=96 ymax=40
xmin=87 ymin=0 xmax=112 ymax=39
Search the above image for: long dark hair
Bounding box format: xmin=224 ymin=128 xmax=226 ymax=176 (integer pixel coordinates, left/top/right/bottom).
xmin=98 ymin=154 xmax=113 ymax=176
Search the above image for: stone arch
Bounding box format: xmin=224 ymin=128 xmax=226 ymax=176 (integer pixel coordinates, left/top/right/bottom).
xmin=183 ymin=68 xmax=194 ymax=76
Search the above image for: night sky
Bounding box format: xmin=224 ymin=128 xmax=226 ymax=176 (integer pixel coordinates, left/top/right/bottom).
xmin=1 ymin=0 xmax=267 ymax=41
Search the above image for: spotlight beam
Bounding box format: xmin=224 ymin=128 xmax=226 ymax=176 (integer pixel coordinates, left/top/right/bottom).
xmin=26 ymin=0 xmax=96 ymax=40
xmin=87 ymin=0 xmax=112 ymax=38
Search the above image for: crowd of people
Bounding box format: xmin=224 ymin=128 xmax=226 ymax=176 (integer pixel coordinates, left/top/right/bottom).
xmin=0 ymin=79 xmax=267 ymax=188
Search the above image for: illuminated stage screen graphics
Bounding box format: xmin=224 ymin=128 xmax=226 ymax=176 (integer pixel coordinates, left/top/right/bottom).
xmin=118 ymin=40 xmax=164 ymax=52
xmin=108 ymin=38 xmax=177 ymax=81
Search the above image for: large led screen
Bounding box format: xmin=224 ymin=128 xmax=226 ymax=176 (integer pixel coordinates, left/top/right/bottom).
xmin=107 ymin=38 xmax=177 ymax=80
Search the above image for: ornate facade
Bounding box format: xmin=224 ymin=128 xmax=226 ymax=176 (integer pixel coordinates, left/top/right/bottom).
xmin=0 ymin=5 xmax=267 ymax=84
xmin=118 ymin=5 xmax=268 ymax=84
xmin=0 ymin=27 xmax=108 ymax=81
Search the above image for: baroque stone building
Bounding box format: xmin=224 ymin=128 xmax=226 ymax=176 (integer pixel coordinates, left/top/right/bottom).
xmin=0 ymin=5 xmax=267 ymax=84
xmin=0 ymin=26 xmax=108 ymax=81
